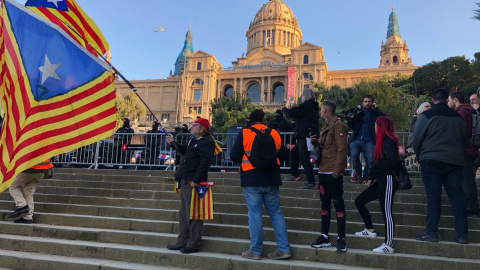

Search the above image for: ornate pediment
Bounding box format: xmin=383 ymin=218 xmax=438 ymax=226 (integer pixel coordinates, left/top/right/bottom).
xmin=245 ymin=48 xmax=286 ymax=65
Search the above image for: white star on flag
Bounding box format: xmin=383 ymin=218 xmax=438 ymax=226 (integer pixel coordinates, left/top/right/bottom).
xmin=38 ymin=55 xmax=61 ymax=84
xmin=47 ymin=0 xmax=64 ymax=8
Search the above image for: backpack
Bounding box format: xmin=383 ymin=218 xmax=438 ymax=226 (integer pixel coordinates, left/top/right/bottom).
xmin=471 ymin=112 xmax=480 ymax=148
xmin=398 ymin=157 xmax=412 ymax=190
xmin=245 ymin=127 xmax=278 ymax=170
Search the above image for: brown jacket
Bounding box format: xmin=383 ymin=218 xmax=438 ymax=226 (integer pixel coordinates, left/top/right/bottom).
xmin=316 ymin=118 xmax=348 ymax=178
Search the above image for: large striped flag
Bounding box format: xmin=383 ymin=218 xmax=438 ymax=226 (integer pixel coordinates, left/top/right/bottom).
xmin=25 ymin=0 xmax=109 ymax=57
xmin=0 ymin=0 xmax=116 ymax=193
xmin=190 ymin=186 xmax=213 ymax=220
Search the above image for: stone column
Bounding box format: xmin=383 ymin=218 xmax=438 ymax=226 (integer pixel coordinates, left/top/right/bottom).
xmin=267 ymin=76 xmax=272 ymax=103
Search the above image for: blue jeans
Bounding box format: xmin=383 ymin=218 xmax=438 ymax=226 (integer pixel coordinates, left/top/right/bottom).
xmin=350 ymin=140 xmax=375 ymax=179
xmin=420 ymin=160 xmax=468 ymax=239
xmin=243 ymin=186 xmax=290 ymax=254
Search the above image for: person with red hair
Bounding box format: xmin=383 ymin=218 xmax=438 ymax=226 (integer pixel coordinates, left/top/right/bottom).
xmin=354 ymin=116 xmax=400 ymax=254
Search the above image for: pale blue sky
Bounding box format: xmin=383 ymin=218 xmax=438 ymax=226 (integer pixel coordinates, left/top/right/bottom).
xmin=14 ymin=0 xmax=480 ymax=80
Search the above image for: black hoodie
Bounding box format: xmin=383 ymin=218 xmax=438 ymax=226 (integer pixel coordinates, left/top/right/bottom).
xmin=282 ymin=99 xmax=319 ymax=138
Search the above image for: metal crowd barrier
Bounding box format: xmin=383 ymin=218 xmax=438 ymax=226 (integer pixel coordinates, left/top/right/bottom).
xmin=51 ymin=131 xmax=420 ymax=173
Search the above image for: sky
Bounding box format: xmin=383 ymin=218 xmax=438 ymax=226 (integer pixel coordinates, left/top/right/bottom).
xmin=14 ymin=0 xmax=480 ymax=80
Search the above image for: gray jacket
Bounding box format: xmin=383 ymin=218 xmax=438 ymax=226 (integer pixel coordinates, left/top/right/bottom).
xmin=411 ymin=102 xmax=466 ymax=166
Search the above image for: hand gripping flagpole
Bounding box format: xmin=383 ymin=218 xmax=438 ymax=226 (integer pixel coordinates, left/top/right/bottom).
xmin=26 ymin=0 xmax=162 ymax=125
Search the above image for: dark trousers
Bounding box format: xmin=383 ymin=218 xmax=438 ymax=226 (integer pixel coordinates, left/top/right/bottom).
xmin=462 ymin=155 xmax=480 ymax=215
xmin=318 ymin=174 xmax=346 ymax=237
xmin=177 ymin=179 xmax=203 ymax=249
xmin=289 ymin=137 xmax=315 ymax=185
xmin=355 ymin=174 xmax=398 ymax=246
xmin=420 ymin=160 xmax=468 ymax=239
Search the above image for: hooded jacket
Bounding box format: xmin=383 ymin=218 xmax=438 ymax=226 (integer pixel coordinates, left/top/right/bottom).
xmin=455 ymin=104 xmax=479 ymax=158
xmin=282 ymin=99 xmax=319 ymax=139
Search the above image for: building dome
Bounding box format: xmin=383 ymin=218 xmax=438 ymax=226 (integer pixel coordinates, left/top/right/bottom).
xmin=246 ymin=0 xmax=302 ymax=56
xmin=253 ymin=0 xmax=296 ymax=23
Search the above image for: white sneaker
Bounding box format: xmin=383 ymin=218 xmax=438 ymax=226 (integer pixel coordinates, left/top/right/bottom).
xmin=373 ymin=243 xmax=394 ymax=254
xmin=355 ymin=228 xmax=377 ymax=238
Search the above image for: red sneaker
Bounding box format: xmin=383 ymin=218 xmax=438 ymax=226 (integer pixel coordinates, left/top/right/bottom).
xmin=351 ymin=173 xmax=361 ymax=183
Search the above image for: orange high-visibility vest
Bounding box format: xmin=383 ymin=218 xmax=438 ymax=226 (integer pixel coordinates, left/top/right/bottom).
xmin=30 ymin=159 xmax=53 ymax=170
xmin=241 ymin=123 xmax=282 ymax=172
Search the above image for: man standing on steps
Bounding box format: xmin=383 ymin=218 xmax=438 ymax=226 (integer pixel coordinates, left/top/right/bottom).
xmin=447 ymin=92 xmax=480 ymax=218
xmin=9 ymin=159 xmax=53 ymax=224
xmin=347 ymin=95 xmax=385 ymax=184
xmin=412 ymin=88 xmax=469 ymax=244
xmin=165 ymin=118 xmax=215 ymax=254
xmin=310 ymin=101 xmax=349 ymax=252
xmin=230 ymin=109 xmax=291 ymax=260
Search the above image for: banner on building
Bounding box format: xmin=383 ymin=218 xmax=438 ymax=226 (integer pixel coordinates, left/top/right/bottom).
xmin=287 ymin=67 xmax=295 ymax=99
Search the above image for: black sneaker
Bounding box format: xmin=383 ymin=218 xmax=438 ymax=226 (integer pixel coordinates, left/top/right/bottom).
xmin=167 ymin=243 xmax=186 ymax=250
xmin=336 ymin=237 xmax=347 ymax=252
xmin=311 ymin=235 xmax=331 ymax=248
xmin=456 ymin=237 xmax=468 ymax=244
xmin=286 ymin=175 xmax=300 ymax=181
xmin=180 ymin=247 xmax=200 ymax=254
xmin=8 ymin=205 xmax=29 ymax=218
xmin=14 ymin=218 xmax=33 ymax=224
xmin=415 ymin=233 xmax=439 ymax=242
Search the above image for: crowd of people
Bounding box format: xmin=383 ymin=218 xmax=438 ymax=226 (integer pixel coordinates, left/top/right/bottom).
xmin=7 ymin=87 xmax=479 ymax=260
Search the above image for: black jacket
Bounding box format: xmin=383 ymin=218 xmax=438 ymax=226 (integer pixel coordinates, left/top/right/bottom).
xmin=347 ymin=107 xmax=385 ymax=142
xmin=230 ymin=125 xmax=288 ymax=187
xmin=282 ymin=99 xmax=319 ymax=139
xmin=369 ymin=137 xmax=400 ymax=180
xmin=173 ymin=134 xmax=215 ymax=183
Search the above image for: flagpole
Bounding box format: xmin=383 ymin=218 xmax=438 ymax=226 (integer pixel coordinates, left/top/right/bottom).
xmin=26 ymin=1 xmax=161 ymax=124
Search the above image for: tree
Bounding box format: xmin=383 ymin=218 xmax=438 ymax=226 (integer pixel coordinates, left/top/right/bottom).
xmin=474 ymin=2 xmax=480 ymax=20
xmin=348 ymin=76 xmax=415 ymax=131
xmin=313 ymin=82 xmax=354 ymax=109
xmin=115 ymin=92 xmax=146 ymax=129
xmin=210 ymin=92 xmax=257 ymax=133
xmin=411 ymin=56 xmax=474 ymax=96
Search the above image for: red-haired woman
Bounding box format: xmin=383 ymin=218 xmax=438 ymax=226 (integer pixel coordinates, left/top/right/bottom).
xmin=354 ymin=116 xmax=400 ymax=254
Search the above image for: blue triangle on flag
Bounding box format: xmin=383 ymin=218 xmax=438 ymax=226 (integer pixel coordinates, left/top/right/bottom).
xmin=196 ymin=186 xmax=209 ymax=199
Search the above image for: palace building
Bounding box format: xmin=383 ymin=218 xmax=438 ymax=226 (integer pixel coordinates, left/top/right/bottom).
xmin=115 ymin=0 xmax=416 ymax=127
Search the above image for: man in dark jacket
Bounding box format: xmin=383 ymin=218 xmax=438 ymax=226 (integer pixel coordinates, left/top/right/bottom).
xmin=448 ymin=92 xmax=480 ymax=218
xmin=282 ymin=88 xmax=319 ymax=189
xmin=165 ymin=118 xmax=215 ymax=253
xmin=412 ymin=88 xmax=468 ymax=244
xmin=113 ymin=118 xmax=134 ymax=164
xmin=347 ymin=95 xmax=385 ymax=183
xmin=230 ymin=109 xmax=291 ymax=260
xmin=268 ymin=109 xmax=292 ymax=132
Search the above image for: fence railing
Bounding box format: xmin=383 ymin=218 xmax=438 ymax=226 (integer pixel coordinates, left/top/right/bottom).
xmin=51 ymin=131 xmax=420 ymax=173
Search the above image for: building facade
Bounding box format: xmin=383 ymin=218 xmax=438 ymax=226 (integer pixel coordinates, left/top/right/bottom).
xmin=115 ymin=0 xmax=416 ymax=127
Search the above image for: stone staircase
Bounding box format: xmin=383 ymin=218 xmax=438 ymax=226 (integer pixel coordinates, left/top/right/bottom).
xmin=0 ymin=168 xmax=479 ymax=270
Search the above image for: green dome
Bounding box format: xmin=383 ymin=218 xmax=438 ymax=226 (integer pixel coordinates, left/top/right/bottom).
xmin=387 ymin=11 xmax=401 ymax=38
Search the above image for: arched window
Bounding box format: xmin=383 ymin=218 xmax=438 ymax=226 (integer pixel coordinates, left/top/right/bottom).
xmin=303 ymin=73 xmax=313 ymax=80
xmin=191 ymin=78 xmax=204 ymax=86
xmin=393 ymin=56 xmax=398 ymax=64
xmin=224 ymin=85 xmax=234 ymax=97
xmin=247 ymin=83 xmax=261 ymax=102
xmin=196 ymin=62 xmax=202 ymax=70
xmin=273 ymin=84 xmax=285 ymax=103
xmin=303 ymin=55 xmax=309 ymax=64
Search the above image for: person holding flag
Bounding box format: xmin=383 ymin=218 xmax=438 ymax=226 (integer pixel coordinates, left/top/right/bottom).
xmin=165 ymin=118 xmax=215 ymax=254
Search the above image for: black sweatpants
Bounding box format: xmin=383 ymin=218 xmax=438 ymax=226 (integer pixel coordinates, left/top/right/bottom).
xmin=289 ymin=137 xmax=315 ymax=185
xmin=318 ymin=174 xmax=346 ymax=238
xmin=355 ymin=174 xmax=398 ymax=246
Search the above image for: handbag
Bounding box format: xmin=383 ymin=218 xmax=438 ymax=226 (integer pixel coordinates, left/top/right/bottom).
xmin=398 ymin=158 xmax=412 ymax=190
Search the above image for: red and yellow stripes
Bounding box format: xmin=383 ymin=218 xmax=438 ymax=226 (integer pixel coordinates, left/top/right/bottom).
xmin=0 ymin=1 xmax=116 ymax=193
xmin=27 ymin=0 xmax=109 ymax=57
xmin=190 ymin=187 xmax=213 ymax=220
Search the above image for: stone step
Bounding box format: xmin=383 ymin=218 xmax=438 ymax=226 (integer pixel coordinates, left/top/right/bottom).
xmin=2 ymin=199 xmax=478 ymax=232
xmin=0 ymin=232 xmax=385 ymax=270
xmin=43 ymin=177 xmax=480 ymax=196
xmin=10 ymin=183 xmax=465 ymax=210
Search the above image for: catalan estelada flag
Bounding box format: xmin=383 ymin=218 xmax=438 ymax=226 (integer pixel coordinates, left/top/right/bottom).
xmin=0 ymin=0 xmax=116 ymax=193
xmin=190 ymin=186 xmax=213 ymax=220
xmin=25 ymin=0 xmax=109 ymax=57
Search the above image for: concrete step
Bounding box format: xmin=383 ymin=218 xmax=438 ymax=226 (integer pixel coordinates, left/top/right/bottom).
xmin=0 ymin=232 xmax=385 ymax=270
xmin=2 ymin=199 xmax=479 ymax=232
